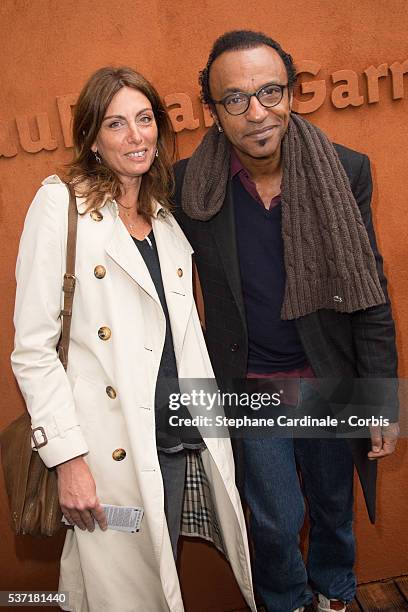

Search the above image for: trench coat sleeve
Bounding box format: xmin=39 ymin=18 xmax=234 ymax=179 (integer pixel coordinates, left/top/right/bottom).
xmin=11 ymin=183 xmax=89 ymax=467
xmin=347 ymin=154 xmax=398 ymax=418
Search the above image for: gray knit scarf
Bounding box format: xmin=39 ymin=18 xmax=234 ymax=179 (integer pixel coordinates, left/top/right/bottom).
xmin=181 ymin=114 xmax=385 ymax=319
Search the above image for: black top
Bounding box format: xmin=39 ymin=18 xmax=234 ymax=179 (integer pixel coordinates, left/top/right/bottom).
xmin=232 ymin=176 xmax=307 ymax=373
xmin=133 ymin=231 xmax=203 ymax=452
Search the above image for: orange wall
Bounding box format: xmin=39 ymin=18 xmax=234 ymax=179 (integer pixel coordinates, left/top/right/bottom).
xmin=1 ymin=0 xmax=407 ymax=607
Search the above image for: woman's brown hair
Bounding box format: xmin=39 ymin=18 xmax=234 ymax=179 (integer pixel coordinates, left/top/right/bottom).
xmin=66 ymin=66 xmax=176 ymax=216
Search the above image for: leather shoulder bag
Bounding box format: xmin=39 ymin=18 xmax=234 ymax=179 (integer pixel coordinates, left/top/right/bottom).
xmin=0 ymin=182 xmax=78 ymax=536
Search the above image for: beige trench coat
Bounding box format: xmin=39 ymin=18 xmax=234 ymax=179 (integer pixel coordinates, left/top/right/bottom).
xmin=11 ymin=176 xmax=256 ymax=612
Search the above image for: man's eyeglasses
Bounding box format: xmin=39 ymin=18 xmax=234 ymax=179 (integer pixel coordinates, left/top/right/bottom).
xmin=211 ymin=83 xmax=288 ymax=116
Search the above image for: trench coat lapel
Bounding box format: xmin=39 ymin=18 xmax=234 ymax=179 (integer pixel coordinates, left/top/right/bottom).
xmin=73 ymin=187 xmax=161 ymax=303
xmin=105 ymin=215 xmax=160 ymax=304
xmin=153 ymin=214 xmax=193 ymax=361
xmin=210 ymin=181 xmax=246 ymax=326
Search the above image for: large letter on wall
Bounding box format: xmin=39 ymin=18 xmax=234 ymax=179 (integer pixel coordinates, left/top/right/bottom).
xmin=165 ymin=93 xmax=199 ymax=133
xmin=0 ymin=121 xmax=17 ymax=158
xmin=16 ymin=113 xmax=57 ymax=153
xmin=331 ymin=70 xmax=364 ymax=109
xmin=389 ymin=59 xmax=408 ymax=99
xmin=292 ymin=61 xmax=326 ymax=114
xmin=57 ymin=94 xmax=78 ymax=148
xmin=364 ymin=64 xmax=389 ymax=103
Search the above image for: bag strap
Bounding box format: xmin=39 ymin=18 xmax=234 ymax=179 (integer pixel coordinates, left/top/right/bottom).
xmin=58 ymin=183 xmax=78 ymax=370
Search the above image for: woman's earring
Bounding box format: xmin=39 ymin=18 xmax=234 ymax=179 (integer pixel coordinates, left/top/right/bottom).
xmin=217 ymin=124 xmax=224 ymax=133
xmin=94 ymin=151 xmax=102 ymax=164
xmin=155 ymin=148 xmax=159 ymax=158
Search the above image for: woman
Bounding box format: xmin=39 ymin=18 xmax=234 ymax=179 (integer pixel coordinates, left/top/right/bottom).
xmin=11 ymin=67 xmax=255 ymax=612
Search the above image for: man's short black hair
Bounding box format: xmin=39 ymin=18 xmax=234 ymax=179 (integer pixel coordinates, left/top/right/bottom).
xmin=199 ymin=30 xmax=297 ymax=108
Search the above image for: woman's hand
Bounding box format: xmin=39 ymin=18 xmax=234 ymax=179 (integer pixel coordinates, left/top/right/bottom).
xmin=57 ymin=456 xmax=107 ymax=531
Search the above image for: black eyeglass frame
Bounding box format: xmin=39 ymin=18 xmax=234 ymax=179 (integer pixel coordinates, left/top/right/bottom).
xmin=210 ymin=82 xmax=289 ymax=116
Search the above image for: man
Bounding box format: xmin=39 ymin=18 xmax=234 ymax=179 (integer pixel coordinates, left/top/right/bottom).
xmin=172 ymin=30 xmax=399 ymax=612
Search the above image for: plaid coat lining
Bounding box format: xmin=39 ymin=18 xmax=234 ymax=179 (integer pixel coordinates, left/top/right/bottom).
xmin=181 ymin=450 xmax=226 ymax=556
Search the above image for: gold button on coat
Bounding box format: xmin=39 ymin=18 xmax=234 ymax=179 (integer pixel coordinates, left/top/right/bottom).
xmin=98 ymin=326 xmax=111 ymax=341
xmin=106 ymin=386 xmax=117 ymax=399
xmin=112 ymin=448 xmax=126 ymax=461
xmin=90 ymin=210 xmax=103 ymax=221
xmin=177 ymin=268 xmax=183 ymax=277
xmin=94 ymin=265 xmax=106 ymax=279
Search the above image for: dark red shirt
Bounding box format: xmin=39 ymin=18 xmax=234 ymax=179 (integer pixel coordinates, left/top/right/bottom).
xmin=230 ymin=148 xmax=281 ymax=210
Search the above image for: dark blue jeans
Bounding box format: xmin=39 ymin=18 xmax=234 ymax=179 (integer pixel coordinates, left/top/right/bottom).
xmin=158 ymin=450 xmax=187 ymax=560
xmin=242 ymin=383 xmax=355 ymax=612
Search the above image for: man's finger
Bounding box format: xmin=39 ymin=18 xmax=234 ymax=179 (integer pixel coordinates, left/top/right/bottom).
xmin=369 ymin=425 xmax=382 ymax=453
xmin=379 ymin=422 xmax=399 ymax=456
xmin=382 ymin=438 xmax=398 ymax=454
xmin=368 ymin=447 xmax=393 ymax=459
xmin=384 ymin=422 xmax=400 ymax=441
xmin=368 ymin=423 xmax=399 ymax=459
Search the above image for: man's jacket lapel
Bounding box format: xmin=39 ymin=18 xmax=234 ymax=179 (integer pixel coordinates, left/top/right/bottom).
xmin=210 ymin=180 xmax=247 ymax=327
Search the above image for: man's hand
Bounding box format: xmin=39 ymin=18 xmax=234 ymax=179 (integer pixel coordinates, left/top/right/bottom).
xmin=368 ymin=422 xmax=399 ymax=460
xmin=57 ymin=456 xmax=107 ymax=531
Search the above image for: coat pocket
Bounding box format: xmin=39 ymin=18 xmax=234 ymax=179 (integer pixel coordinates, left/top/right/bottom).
xmin=72 ymin=375 xmax=101 ymax=430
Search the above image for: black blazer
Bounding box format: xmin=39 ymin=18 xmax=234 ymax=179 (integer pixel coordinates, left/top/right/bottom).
xmin=173 ymin=143 xmax=398 ymax=523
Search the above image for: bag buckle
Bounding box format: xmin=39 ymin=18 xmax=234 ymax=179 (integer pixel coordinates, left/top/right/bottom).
xmin=63 ymin=274 xmax=76 ymax=293
xmin=31 ymin=426 xmax=48 ymax=449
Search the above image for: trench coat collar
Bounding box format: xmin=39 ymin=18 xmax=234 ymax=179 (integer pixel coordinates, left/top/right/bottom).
xmin=41 ymin=175 xmax=168 ymax=218
xmin=76 ymin=190 xmax=168 ymax=218
xmin=104 ymin=200 xmax=193 ymax=355
xmin=42 ymin=175 xmax=193 ymax=344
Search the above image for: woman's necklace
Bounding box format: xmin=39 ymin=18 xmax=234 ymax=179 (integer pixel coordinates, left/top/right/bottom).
xmin=117 ymin=198 xmax=137 ymax=230
xmin=117 ymin=198 xmax=151 ymax=237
